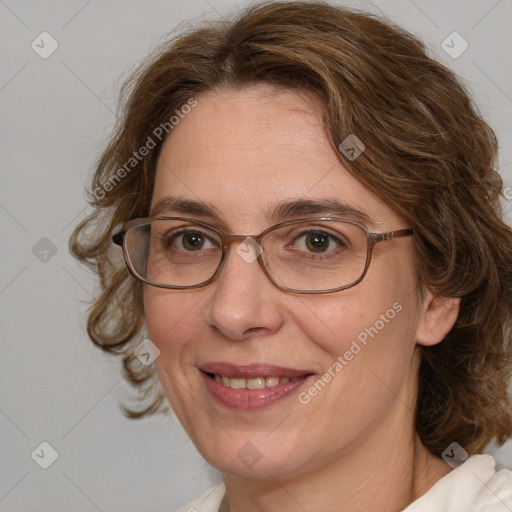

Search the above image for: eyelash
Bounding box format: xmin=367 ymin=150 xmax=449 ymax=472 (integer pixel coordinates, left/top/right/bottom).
xmin=162 ymin=229 xmax=218 ymax=250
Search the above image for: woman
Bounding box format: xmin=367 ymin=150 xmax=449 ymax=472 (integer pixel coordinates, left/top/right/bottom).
xmin=70 ymin=1 xmax=512 ymax=510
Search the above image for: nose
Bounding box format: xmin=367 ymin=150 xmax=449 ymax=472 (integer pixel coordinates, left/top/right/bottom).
xmin=204 ymin=241 xmax=284 ymax=341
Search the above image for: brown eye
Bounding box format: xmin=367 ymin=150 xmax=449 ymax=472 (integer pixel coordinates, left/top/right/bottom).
xmin=181 ymin=232 xmax=206 ymax=250
xmin=305 ymin=233 xmax=330 ymax=252
xmin=291 ymin=229 xmax=346 ymax=255
xmin=163 ymin=229 xmax=215 ymax=252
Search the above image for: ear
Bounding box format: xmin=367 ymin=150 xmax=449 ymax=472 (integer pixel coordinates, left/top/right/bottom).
xmin=416 ymin=291 xmax=460 ymax=347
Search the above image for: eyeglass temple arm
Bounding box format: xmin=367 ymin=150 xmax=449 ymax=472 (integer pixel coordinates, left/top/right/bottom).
xmin=376 ymin=227 xmax=415 ymax=242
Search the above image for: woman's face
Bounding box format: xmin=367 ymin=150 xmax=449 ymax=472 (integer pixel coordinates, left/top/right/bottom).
xmin=144 ymin=84 xmax=425 ymax=479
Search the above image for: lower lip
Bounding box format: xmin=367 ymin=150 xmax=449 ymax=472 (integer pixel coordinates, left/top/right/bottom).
xmin=201 ymin=372 xmax=313 ymax=410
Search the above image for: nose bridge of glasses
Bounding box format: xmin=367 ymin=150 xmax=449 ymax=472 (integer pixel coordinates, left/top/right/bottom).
xmin=221 ymin=233 xmax=261 ymax=252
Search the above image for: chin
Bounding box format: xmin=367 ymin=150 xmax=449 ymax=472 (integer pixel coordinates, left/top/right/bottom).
xmin=193 ymin=430 xmax=313 ymax=482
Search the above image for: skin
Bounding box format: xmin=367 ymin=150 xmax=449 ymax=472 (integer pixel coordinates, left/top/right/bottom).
xmin=144 ymin=84 xmax=460 ymax=512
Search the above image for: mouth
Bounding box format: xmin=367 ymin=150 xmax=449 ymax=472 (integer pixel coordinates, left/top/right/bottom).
xmin=199 ymin=362 xmax=315 ymax=410
xmin=209 ymin=374 xmax=302 ymax=389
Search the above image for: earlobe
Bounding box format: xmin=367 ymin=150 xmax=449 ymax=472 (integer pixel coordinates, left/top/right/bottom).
xmin=416 ymin=292 xmax=461 ymax=347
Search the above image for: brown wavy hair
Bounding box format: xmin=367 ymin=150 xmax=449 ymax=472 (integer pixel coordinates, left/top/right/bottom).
xmin=69 ymin=0 xmax=512 ymax=455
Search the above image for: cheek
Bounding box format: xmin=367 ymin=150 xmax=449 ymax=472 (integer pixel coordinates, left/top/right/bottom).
xmin=292 ymin=253 xmax=419 ymax=370
xmin=289 ymin=275 xmax=420 ymax=439
xmin=143 ymin=288 xmax=205 ymax=360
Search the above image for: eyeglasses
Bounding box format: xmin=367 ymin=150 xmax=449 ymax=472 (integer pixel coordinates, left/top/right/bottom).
xmin=112 ymin=217 xmax=414 ymax=294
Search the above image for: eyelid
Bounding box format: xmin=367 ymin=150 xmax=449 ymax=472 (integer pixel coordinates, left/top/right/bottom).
xmin=163 ymin=225 xmax=221 ymax=240
xmin=284 ymin=221 xmax=351 ymax=236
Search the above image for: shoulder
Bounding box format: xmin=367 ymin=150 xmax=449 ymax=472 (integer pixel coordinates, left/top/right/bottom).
xmin=404 ymin=454 xmax=512 ymax=511
xmin=175 ymin=482 xmax=226 ymax=512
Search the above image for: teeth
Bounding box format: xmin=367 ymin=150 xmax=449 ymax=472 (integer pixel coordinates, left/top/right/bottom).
xmin=247 ymin=377 xmax=266 ymax=390
xmin=213 ymin=374 xmax=303 ymax=389
xmin=266 ymin=377 xmax=280 ymax=387
xmin=230 ymin=378 xmax=246 ymax=389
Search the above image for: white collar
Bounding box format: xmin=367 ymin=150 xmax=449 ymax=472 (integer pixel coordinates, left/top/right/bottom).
xmin=176 ymin=454 xmax=512 ymax=511
xmin=403 ymin=454 xmax=512 ymax=511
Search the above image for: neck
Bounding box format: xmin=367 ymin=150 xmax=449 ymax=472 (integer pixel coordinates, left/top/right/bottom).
xmin=222 ymin=415 xmax=451 ymax=512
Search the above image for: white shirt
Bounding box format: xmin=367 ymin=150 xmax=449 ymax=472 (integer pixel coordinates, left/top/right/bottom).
xmin=176 ymin=455 xmax=512 ymax=511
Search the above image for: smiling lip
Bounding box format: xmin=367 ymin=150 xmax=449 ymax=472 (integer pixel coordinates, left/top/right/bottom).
xmin=200 ymin=362 xmax=315 ymax=410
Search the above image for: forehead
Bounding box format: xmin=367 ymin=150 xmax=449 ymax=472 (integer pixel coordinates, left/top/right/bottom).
xmin=152 ymin=85 xmax=399 ymax=231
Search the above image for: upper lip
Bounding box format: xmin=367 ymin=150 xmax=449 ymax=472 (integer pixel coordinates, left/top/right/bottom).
xmin=200 ymin=362 xmax=314 ymax=379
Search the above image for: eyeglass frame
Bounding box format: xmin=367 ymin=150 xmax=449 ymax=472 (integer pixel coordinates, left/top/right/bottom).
xmin=112 ymin=216 xmax=415 ymax=294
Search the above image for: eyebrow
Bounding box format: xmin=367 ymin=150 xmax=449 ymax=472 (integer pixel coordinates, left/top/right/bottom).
xmin=150 ymin=197 xmax=220 ymax=217
xmin=150 ymin=196 xmax=376 ymax=228
xmin=268 ymin=198 xmax=376 ymax=227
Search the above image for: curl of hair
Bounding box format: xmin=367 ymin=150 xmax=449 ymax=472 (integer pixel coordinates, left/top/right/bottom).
xmin=69 ymin=0 xmax=512 ymax=454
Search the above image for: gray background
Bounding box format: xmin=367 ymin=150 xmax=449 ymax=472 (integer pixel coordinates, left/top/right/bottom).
xmin=1 ymin=0 xmax=511 ymax=510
